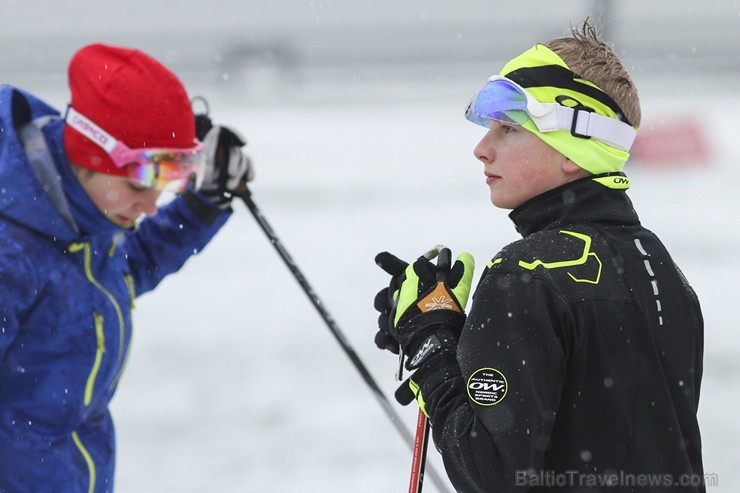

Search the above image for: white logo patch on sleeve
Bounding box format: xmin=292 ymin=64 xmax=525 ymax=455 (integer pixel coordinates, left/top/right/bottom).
xmin=467 ymin=368 xmax=508 ymax=406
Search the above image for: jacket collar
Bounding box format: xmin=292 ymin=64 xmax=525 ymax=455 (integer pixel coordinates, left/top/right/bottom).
xmin=508 ymin=173 xmax=640 ymax=238
xmin=0 ymin=86 xmax=125 ymax=243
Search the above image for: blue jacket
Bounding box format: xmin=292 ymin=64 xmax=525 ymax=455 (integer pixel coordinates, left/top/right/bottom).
xmin=0 ymin=85 xmax=230 ymax=492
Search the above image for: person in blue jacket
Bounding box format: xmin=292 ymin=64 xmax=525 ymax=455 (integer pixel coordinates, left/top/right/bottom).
xmin=0 ymin=44 xmax=252 ymax=492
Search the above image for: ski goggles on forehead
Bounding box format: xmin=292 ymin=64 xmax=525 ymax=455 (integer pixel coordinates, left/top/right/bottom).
xmin=65 ymin=107 xmax=203 ymax=192
xmin=465 ymin=76 xmax=637 ymax=152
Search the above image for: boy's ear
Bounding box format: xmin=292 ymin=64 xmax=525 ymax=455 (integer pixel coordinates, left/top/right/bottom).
xmin=562 ymin=158 xmax=590 ymax=177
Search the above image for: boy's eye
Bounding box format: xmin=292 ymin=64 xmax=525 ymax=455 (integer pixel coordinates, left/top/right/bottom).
xmin=128 ymin=181 xmax=147 ymax=192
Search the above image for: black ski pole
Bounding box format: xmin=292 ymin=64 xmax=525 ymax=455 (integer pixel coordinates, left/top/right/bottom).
xmin=236 ymin=188 xmax=451 ymax=493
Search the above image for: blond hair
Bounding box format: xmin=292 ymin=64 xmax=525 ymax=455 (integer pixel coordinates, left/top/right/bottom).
xmin=544 ymin=19 xmax=641 ymax=127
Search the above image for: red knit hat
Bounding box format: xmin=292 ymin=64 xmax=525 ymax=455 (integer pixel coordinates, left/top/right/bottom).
xmin=63 ymin=43 xmax=196 ymax=176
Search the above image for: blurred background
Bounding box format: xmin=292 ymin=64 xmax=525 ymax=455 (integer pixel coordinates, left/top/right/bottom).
xmin=3 ymin=1 xmax=739 ymax=491
xmin=3 ymin=0 xmax=739 ymax=104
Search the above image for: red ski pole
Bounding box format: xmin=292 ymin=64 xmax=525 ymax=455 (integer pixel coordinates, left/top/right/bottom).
xmin=408 ymin=408 xmax=431 ymax=493
xmin=405 ymin=245 xmax=450 ymax=493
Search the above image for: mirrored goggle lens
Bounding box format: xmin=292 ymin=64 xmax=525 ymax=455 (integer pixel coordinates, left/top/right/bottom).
xmin=465 ymin=79 xmax=532 ymax=127
xmin=127 ymin=151 xmax=204 ymax=192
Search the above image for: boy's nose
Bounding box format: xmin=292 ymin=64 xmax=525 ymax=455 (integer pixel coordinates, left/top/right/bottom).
xmin=136 ymin=189 xmax=160 ymax=216
xmin=474 ymin=131 xmax=495 ymax=164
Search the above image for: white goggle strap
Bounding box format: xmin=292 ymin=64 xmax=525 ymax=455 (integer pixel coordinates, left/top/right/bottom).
xmin=539 ymin=105 xmax=637 ymax=151
xmin=64 ymin=107 xmax=118 ymax=154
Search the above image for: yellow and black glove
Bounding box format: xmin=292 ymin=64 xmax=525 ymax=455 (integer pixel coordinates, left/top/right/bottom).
xmin=374 ymin=247 xmax=474 ymax=372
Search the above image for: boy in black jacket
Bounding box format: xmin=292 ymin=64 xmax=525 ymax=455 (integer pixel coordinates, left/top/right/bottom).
xmin=374 ymin=20 xmax=705 ymax=492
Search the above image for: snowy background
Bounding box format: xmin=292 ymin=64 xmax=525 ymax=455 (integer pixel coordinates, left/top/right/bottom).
xmin=4 ymin=0 xmax=740 ymax=491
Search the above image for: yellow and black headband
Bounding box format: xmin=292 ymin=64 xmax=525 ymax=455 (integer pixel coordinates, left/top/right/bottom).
xmin=466 ymin=44 xmax=638 ymax=174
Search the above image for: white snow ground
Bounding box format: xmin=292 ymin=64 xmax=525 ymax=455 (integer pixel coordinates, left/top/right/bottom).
xmin=106 ymin=78 xmax=739 ymax=492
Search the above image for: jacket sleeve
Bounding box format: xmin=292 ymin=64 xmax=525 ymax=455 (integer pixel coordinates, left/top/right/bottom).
xmin=414 ymin=267 xmax=572 ymax=492
xmin=123 ymin=190 xmax=231 ymax=296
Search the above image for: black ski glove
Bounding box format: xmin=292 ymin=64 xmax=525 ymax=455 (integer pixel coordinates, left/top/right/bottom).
xmin=373 ymin=252 xmax=408 ymax=354
xmin=197 ymin=125 xmax=254 ymax=209
xmin=374 ymin=248 xmax=474 ymax=371
xmin=193 ymin=109 xmax=253 ymax=209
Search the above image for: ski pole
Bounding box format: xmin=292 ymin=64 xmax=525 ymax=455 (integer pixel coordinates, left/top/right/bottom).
xmin=409 ymin=408 xmax=431 ymax=493
xmin=405 ymin=245 xmax=449 ymax=493
xmin=236 ymin=188 xmax=451 ymax=493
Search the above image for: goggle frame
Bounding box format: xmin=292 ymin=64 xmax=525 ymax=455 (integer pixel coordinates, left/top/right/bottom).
xmin=65 ymin=106 xmax=203 ymax=192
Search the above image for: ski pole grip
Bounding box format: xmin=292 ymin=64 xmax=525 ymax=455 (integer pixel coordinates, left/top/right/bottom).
xmin=436 ymin=248 xmax=451 ymax=281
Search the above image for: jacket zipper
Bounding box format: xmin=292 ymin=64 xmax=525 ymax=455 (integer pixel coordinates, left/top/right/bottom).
xmin=69 ymin=242 xmax=128 ymax=390
xmin=123 ymin=273 xmax=136 ymax=309
xmin=84 ymin=311 xmax=106 ymax=406
xmin=71 ymin=430 xmax=96 ymax=493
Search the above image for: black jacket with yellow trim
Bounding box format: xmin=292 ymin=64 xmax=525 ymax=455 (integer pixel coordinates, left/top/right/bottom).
xmin=418 ymin=175 xmax=705 ymax=492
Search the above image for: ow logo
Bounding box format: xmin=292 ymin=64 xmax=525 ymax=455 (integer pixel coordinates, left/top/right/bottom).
xmin=594 ymin=175 xmax=631 ymax=190
xmin=467 ymin=368 xmax=508 ymax=406
xmin=470 ymin=381 xmax=505 ymax=392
